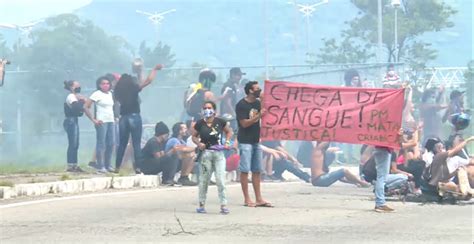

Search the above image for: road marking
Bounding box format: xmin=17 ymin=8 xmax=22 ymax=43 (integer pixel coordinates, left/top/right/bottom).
xmin=0 ymin=182 xmax=300 ymax=209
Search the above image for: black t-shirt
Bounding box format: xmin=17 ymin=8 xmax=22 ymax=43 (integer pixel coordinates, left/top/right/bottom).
xmin=194 ymin=117 xmax=226 ymax=149
xmin=236 ymin=98 xmax=261 ymax=144
xmin=116 ymin=82 xmax=141 ymax=115
xmin=141 ymin=137 xmax=166 ymax=161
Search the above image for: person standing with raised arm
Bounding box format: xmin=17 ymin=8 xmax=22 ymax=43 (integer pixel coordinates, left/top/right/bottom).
xmin=114 ymin=63 xmax=163 ymax=173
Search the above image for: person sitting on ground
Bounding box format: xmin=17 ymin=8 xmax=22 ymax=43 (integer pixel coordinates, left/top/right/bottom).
xmin=139 ymin=121 xmax=180 ymax=185
xmin=445 ymin=134 xmax=474 ymax=189
xmin=424 ymin=136 xmax=474 ymax=199
xmin=310 ymin=141 xmax=371 ymax=187
xmin=422 ymin=137 xmax=442 ymax=168
xmin=165 ymin=122 xmax=198 ymax=186
xmin=391 ymin=127 xmax=425 ymax=195
xmin=362 ymin=149 xmax=409 ymax=196
xmin=261 ymin=140 xmax=310 ymax=183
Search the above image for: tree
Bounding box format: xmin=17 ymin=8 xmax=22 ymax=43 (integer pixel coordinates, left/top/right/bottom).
xmin=138 ymin=41 xmax=176 ymax=68
xmin=8 ymin=14 xmax=134 ymax=133
xmin=314 ymin=0 xmax=456 ymax=66
xmin=0 ymin=34 xmax=12 ymax=58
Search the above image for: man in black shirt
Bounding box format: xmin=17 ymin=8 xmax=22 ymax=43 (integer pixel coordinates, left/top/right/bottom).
xmin=140 ymin=121 xmax=180 ymax=185
xmin=236 ymin=81 xmax=272 ymax=207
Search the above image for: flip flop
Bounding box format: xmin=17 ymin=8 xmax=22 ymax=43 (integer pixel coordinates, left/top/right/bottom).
xmin=243 ymin=202 xmax=256 ymax=207
xmin=196 ymin=207 xmax=207 ymax=214
xmin=256 ymin=202 xmax=274 ymax=208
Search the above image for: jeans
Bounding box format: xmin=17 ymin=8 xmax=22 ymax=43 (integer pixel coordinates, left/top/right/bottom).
xmin=239 ymin=143 xmax=263 ymax=173
xmin=63 ymin=117 xmax=79 ymax=165
xmin=95 ymin=122 xmax=115 ymax=169
xmin=140 ymin=155 xmax=179 ymax=182
xmin=374 ymin=147 xmax=392 ymax=207
xmin=273 ymin=158 xmax=311 ymax=182
xmin=311 ymin=169 xmax=345 ymax=187
xmin=385 ymin=174 xmax=408 ymax=190
xmin=116 ymin=113 xmax=142 ymax=170
xmin=398 ymin=160 xmax=425 ymax=188
xmin=199 ymin=150 xmax=227 ymax=205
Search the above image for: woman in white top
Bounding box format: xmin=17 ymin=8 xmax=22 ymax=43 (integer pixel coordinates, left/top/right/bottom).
xmin=84 ymin=77 xmax=115 ymax=173
xmin=63 ymin=80 xmax=86 ymax=172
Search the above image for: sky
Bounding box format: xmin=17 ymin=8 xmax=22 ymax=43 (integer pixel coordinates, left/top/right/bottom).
xmin=0 ymin=0 xmax=92 ymax=24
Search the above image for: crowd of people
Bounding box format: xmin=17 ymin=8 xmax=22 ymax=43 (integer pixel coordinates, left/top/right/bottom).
xmin=62 ymin=61 xmax=473 ymax=214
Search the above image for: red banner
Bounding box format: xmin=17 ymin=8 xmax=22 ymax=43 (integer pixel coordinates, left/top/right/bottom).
xmin=261 ymin=80 xmax=405 ymax=149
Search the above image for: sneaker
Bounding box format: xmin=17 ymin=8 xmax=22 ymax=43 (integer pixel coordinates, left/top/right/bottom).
xmin=374 ymin=205 xmax=395 ymax=213
xmin=162 ymin=180 xmax=175 ymax=186
xmin=220 ymin=207 xmax=230 ymax=215
xmin=73 ymin=166 xmax=86 ymax=173
xmin=88 ymin=161 xmax=99 ymax=170
xmin=178 ymin=177 xmax=198 ymax=186
xmin=269 ymin=175 xmax=282 ymax=182
xmin=262 ymin=174 xmax=273 ymax=182
xmin=97 ymin=168 xmax=107 ymax=174
xmin=66 ymin=165 xmax=76 ymax=172
xmin=106 ymin=167 xmax=115 ymax=173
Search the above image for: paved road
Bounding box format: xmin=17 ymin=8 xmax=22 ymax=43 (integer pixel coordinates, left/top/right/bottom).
xmin=1 ymin=182 xmax=472 ymax=243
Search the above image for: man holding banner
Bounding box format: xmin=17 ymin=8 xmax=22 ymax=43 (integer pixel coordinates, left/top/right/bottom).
xmin=261 ymin=80 xmax=405 ymax=212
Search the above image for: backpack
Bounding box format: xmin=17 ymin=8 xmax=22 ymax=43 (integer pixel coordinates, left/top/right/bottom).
xmin=185 ymin=88 xmax=206 ymax=118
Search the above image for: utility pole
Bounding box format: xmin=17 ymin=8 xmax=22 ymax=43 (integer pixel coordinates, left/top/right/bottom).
xmin=377 ymin=0 xmax=383 ymax=63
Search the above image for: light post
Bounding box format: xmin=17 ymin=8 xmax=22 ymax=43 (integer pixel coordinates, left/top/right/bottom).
xmin=391 ymin=0 xmax=401 ymax=63
xmin=293 ymin=0 xmax=329 ymax=56
xmin=377 ymin=0 xmax=383 ymax=63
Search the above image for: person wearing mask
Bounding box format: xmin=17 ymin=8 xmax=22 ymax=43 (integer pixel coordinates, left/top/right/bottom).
xmin=63 ymin=80 xmax=86 ymax=172
xmin=236 ymin=81 xmax=273 ymax=208
xmin=383 ymin=64 xmax=402 ymax=88
xmin=192 ymin=101 xmax=233 ymax=214
xmin=84 ymin=77 xmax=115 ymax=173
xmin=114 ymin=64 xmax=163 ymax=174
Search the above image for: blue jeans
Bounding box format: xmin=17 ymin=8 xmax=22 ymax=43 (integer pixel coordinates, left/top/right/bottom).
xmin=273 ymin=158 xmax=311 ymax=182
xmin=312 ymin=168 xmax=345 ymax=187
xmin=374 ymin=148 xmax=392 ymax=207
xmin=95 ymin=122 xmax=115 ymax=169
xmin=63 ymin=117 xmax=79 ymax=165
xmin=116 ymin=113 xmax=142 ymax=170
xmin=385 ymin=174 xmax=408 ymax=190
xmin=239 ymin=143 xmax=263 ymax=173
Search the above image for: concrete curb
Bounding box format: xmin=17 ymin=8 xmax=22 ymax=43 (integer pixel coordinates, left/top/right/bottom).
xmin=0 ymin=175 xmax=159 ymax=200
xmin=0 ymin=166 xmax=360 ymax=200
